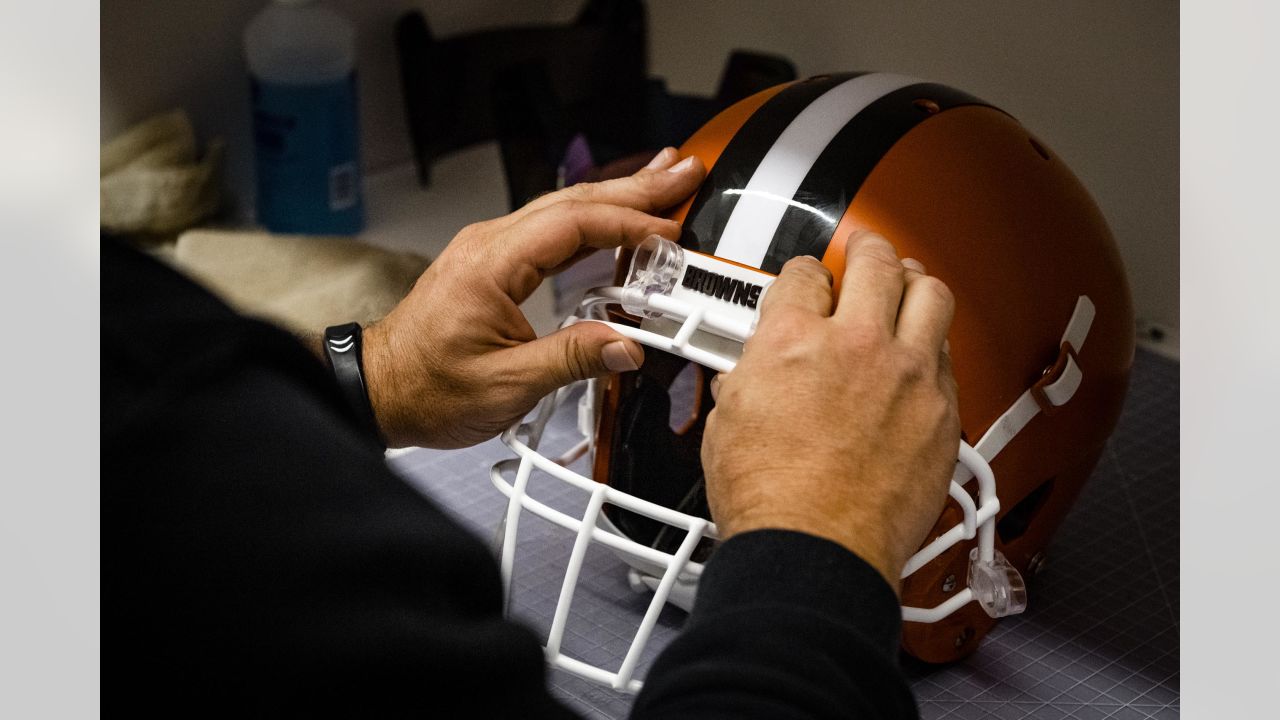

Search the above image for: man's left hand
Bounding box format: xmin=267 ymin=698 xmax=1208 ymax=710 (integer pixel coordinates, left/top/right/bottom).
xmin=363 ymin=148 xmax=705 ymax=448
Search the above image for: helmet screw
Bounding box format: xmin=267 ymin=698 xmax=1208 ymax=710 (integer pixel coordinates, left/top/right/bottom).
xmin=941 ymin=574 xmax=957 ymax=593
xmin=954 ymin=627 xmax=974 ymax=648
xmin=1028 ymin=552 xmax=1047 ymax=576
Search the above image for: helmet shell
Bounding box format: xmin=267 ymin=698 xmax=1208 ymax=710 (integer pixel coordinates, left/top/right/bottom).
xmin=602 ymin=73 xmax=1134 ymax=662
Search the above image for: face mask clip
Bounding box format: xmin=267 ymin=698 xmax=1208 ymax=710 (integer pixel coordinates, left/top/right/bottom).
xmin=578 ymin=235 xmax=779 ymax=373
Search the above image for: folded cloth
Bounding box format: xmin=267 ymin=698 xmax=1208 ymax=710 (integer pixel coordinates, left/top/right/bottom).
xmin=170 ymin=230 xmax=430 ymax=335
xmin=101 ymin=110 xmax=223 ymax=236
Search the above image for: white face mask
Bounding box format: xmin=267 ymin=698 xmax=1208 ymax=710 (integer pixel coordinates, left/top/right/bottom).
xmin=485 ymin=236 xmax=1102 ymax=693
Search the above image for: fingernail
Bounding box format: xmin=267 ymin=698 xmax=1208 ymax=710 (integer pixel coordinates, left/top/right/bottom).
xmin=902 ymin=258 xmax=925 ymax=273
xmin=644 ymin=147 xmax=673 ymax=170
xmin=667 ymin=156 xmax=695 ymax=173
xmin=602 ymin=341 xmax=640 ymax=372
xmin=709 ymin=374 xmax=722 ymax=401
xmin=943 ymin=339 xmax=952 ymax=354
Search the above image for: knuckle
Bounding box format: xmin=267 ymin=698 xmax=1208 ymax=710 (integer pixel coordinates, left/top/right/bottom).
xmin=750 ymin=326 xmax=822 ymax=367
xmin=559 ymin=182 xmax=595 ymax=202
xmin=782 ymin=254 xmax=822 ymax=272
xmin=919 ymin=275 xmax=955 ymax=308
xmin=635 ymin=168 xmax=662 ymax=188
xmin=561 ymin=334 xmax=596 ymax=381
xmin=862 ymin=247 xmax=904 ymax=276
xmin=634 ymin=174 xmax=665 ymax=209
xmin=856 ymin=231 xmax=896 ymax=255
xmin=850 ymin=234 xmax=903 ymax=273
xmin=523 ymin=189 xmax=558 ymax=207
xmin=784 ymin=256 xmax=833 ymax=284
xmin=456 ymin=221 xmax=485 ymax=242
xmin=450 ymin=225 xmax=498 ymax=261
xmin=552 ymin=198 xmax=588 ymax=214
xmin=842 ymin=325 xmax=882 ymax=354
xmin=757 ymin=307 xmax=810 ymax=338
xmin=711 ymin=381 xmax=739 ymax=412
xmin=941 ymin=363 xmax=960 ymax=398
xmin=535 ymin=199 xmax=592 ymax=229
xmin=896 ymin=346 xmax=933 ymax=382
xmin=937 ymin=348 xmax=956 ymax=376
xmin=932 ymin=392 xmax=959 ymax=429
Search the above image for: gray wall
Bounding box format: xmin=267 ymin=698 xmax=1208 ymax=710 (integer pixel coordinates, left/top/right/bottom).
xmin=101 ymin=0 xmax=580 ymax=194
xmin=102 ymin=0 xmax=1177 ymax=331
xmin=648 ymin=0 xmax=1179 ymax=333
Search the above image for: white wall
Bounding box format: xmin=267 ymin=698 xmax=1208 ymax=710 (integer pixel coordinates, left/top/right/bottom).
xmin=101 ymin=0 xmax=1177 ymax=331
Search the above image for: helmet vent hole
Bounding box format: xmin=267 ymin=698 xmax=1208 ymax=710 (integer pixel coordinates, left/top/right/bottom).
xmin=997 ymin=477 xmax=1055 ymax=544
xmin=913 ymin=98 xmax=940 ymax=115
xmin=667 ymin=362 xmax=704 ymax=435
xmin=1029 ymin=137 xmax=1051 ymax=161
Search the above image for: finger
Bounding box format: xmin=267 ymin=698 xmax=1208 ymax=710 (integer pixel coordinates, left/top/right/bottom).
xmin=758 ymin=256 xmax=835 ymax=321
xmin=499 ymin=201 xmax=682 ymax=303
xmin=895 ymin=270 xmax=955 ymax=355
xmin=542 ymin=246 xmax=599 ymax=277
xmin=501 ymin=320 xmax=645 ymax=401
xmin=897 ymin=257 xmax=946 ymax=351
xmin=833 ymin=230 xmax=906 ymax=334
xmin=899 ymin=258 xmax=926 ymax=292
xmin=513 ymin=149 xmax=705 ymax=219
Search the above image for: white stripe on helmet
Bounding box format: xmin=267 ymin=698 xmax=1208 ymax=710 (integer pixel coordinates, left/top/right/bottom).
xmin=713 ymin=73 xmax=920 ymax=267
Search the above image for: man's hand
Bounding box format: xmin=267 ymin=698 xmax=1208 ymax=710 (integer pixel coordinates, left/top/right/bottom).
xmin=363 ymin=148 xmax=705 ymax=448
xmin=701 ymin=232 xmax=961 ymax=592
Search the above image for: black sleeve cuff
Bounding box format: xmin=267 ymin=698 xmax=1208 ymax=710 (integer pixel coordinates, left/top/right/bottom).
xmin=632 ymin=529 xmax=917 ymax=718
xmin=690 ymin=529 xmax=903 ymax=659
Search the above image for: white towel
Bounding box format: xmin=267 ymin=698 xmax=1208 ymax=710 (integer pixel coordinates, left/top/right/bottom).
xmin=100 ymin=110 xmax=223 ymax=236
xmin=170 ymin=229 xmax=430 ymax=335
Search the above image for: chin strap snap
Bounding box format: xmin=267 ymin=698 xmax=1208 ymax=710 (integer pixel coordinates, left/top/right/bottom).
xmin=968 ymin=548 xmax=1029 ymax=618
xmin=935 ymin=295 xmax=1094 ymax=621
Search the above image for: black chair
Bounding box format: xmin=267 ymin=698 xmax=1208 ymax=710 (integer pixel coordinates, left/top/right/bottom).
xmin=395 ymin=0 xmax=795 ymax=209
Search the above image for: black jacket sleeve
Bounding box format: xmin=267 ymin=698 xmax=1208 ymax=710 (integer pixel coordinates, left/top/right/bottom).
xmin=104 ymin=240 xmax=574 ymax=718
xmin=104 ymin=240 xmax=917 ymax=718
xmin=630 ymin=531 xmax=919 ymax=718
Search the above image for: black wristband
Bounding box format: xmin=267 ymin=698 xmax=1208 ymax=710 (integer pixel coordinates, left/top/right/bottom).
xmin=323 ymin=322 xmax=385 ymax=446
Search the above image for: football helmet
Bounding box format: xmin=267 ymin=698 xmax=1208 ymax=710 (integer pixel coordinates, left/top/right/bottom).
xmin=491 ymin=72 xmax=1134 ymax=692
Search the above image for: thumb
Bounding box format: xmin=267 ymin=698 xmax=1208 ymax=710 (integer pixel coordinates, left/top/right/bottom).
xmin=507 ymin=320 xmax=644 ymax=398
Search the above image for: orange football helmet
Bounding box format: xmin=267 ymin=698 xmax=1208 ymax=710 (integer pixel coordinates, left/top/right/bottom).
xmin=491 ymin=72 xmax=1134 ymax=691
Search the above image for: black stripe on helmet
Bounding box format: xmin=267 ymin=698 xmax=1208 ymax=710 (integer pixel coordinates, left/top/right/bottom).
xmin=757 ymin=83 xmax=989 ymax=273
xmin=678 ymin=73 xmax=865 ymax=256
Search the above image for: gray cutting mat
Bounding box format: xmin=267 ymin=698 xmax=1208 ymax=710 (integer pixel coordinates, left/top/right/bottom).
xmin=387 ymin=348 xmax=1179 ymax=719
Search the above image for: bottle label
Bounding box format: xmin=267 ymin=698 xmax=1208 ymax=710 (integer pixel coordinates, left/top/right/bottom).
xmin=251 ymin=73 xmax=363 ymax=235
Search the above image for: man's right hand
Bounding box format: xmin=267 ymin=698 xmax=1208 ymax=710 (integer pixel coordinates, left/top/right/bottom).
xmin=700 ymin=231 xmax=961 ymax=593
